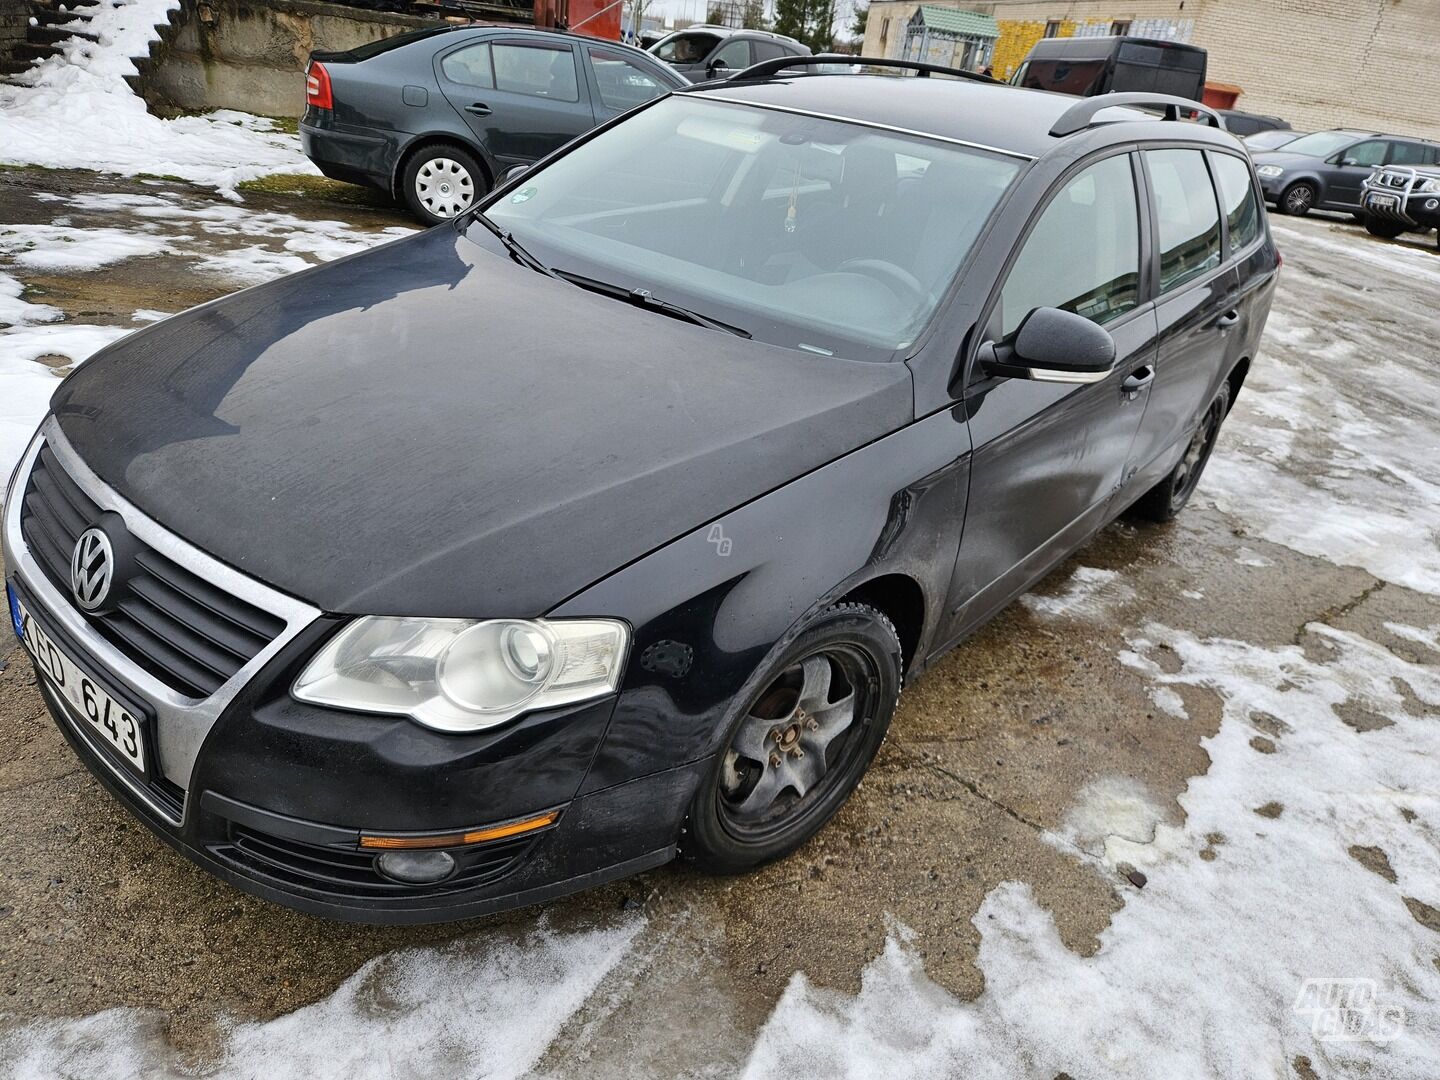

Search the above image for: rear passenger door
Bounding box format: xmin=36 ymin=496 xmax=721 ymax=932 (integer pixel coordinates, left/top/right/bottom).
xmin=1130 ymin=147 xmax=1234 ymax=490
xmin=435 ymin=38 xmax=596 ymax=170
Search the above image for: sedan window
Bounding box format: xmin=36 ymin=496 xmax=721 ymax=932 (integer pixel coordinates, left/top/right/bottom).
xmin=483 ymin=96 xmax=1021 ymax=358
xmin=1388 ymin=140 xmax=1434 ymax=166
xmin=654 ymin=32 xmax=721 ymax=64
xmin=1146 ymin=148 xmax=1222 ymax=293
xmin=998 ymin=154 xmax=1140 ymax=336
xmin=441 ymin=43 xmax=493 ymax=88
xmin=493 ymin=43 xmax=578 ymax=102
xmin=1338 ymin=140 xmax=1386 ymax=167
xmin=588 ymin=49 xmax=669 ymax=111
xmin=1277 ymin=130 xmax=1365 ymax=158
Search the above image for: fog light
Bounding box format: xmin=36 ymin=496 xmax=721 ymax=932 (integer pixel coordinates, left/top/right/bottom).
xmin=375 ymin=849 xmax=456 ymax=885
xmin=1425 ymin=199 xmax=1438 ymax=211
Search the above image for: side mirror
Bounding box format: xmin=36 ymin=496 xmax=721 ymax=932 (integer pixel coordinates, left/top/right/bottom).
xmin=707 ymin=58 xmax=728 ymax=76
xmin=977 ymin=307 xmax=1116 ymax=384
xmin=501 ymin=164 xmax=530 ymax=185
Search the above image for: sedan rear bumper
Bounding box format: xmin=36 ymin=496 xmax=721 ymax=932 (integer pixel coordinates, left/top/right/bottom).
xmin=301 ymin=122 xmax=393 ymax=191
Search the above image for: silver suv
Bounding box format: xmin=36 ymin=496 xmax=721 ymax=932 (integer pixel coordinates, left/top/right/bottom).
xmin=1360 ymin=163 xmax=1440 ymax=247
xmin=648 ymin=25 xmax=808 ymax=83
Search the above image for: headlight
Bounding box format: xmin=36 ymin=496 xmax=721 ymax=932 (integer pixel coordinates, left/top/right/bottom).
xmin=1255 ymin=165 xmax=1284 ymax=179
xmin=293 ymin=616 xmax=628 ymax=732
xmin=1416 ymin=178 xmax=1440 ymax=194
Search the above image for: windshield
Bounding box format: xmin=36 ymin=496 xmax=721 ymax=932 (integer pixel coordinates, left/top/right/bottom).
xmin=653 ymin=33 xmax=721 ymax=64
xmin=1277 ymin=131 xmax=1363 ymax=158
xmin=482 ymin=96 xmax=1022 ymax=358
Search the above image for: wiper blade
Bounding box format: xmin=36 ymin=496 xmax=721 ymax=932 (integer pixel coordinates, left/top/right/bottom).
xmin=554 ymin=270 xmax=751 ymax=339
xmin=474 ymin=213 xmax=559 ymax=280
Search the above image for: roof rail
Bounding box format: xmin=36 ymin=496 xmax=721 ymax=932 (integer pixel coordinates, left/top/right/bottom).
xmin=724 ymin=53 xmax=999 ymax=85
xmin=1049 ymin=93 xmax=1225 ymax=137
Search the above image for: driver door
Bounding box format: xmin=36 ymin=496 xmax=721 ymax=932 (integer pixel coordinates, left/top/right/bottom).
xmin=1323 ymin=138 xmax=1386 ymax=208
xmin=946 ymin=152 xmax=1159 ymax=636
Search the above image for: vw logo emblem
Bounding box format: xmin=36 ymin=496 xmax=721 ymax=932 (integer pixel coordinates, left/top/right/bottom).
xmin=71 ymin=528 xmax=114 ymax=612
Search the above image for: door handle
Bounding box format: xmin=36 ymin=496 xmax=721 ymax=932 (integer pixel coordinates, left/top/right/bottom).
xmin=1121 ymin=365 xmax=1155 ymax=399
xmin=465 ymin=102 xmax=492 ymax=116
xmin=1215 ymin=309 xmax=1240 ymax=329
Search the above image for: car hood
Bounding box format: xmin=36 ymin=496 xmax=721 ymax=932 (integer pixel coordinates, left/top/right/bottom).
xmin=51 ymin=226 xmax=913 ymax=617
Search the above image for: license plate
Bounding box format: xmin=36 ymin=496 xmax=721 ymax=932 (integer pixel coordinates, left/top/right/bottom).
xmin=1367 ymin=193 xmax=1399 ymax=210
xmin=17 ymin=600 xmax=146 ymax=774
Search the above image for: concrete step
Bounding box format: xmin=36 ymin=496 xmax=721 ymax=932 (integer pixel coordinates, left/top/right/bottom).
xmin=29 ymin=24 xmax=99 ymax=43
xmin=11 ymin=40 xmax=60 ymax=60
xmin=0 ymin=58 xmax=35 ymax=76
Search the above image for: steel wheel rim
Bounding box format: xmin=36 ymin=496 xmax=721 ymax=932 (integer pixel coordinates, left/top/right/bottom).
xmin=415 ymin=157 xmax=475 ymax=219
xmin=1285 ymin=185 xmax=1313 ymax=213
xmin=718 ymin=644 xmax=876 ymax=842
xmin=1172 ymin=399 xmax=1223 ymax=503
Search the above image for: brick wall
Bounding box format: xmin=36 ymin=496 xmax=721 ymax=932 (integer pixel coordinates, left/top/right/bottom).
xmin=0 ymin=0 xmax=29 ymax=55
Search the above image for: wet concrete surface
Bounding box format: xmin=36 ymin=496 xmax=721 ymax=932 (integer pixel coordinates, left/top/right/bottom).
xmin=1 ymin=167 xmax=1437 ymax=1070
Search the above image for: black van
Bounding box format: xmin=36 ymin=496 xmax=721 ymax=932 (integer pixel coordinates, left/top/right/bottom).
xmin=1011 ymin=36 xmax=1207 ymax=100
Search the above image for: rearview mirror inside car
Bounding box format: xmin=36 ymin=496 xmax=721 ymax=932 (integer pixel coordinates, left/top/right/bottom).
xmin=977 ymin=307 xmax=1117 ymax=385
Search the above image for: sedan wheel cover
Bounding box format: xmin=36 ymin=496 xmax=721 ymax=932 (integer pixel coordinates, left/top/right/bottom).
xmin=720 ymin=650 xmax=869 ymax=832
xmin=415 ymin=157 xmax=475 ymax=218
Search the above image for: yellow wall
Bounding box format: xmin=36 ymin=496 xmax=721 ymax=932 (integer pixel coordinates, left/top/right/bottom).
xmin=990 ymin=19 xmax=1078 ymax=80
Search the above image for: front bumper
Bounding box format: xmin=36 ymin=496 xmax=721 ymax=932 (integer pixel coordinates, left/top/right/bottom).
xmin=3 ymin=424 xmax=696 ymax=922
xmin=1361 ymin=169 xmax=1440 ymax=228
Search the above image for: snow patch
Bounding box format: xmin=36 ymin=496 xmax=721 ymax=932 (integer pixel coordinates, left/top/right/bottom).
xmin=0 ymin=0 xmax=314 ymax=196
xmin=1 ymin=919 xmax=643 ymax=1080
xmin=0 ymin=224 xmax=169 ymax=272
xmin=1020 ymin=566 xmax=1135 ymax=620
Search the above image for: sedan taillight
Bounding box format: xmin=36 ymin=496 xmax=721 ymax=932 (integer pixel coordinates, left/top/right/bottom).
xmin=306 ymin=62 xmax=333 ymax=110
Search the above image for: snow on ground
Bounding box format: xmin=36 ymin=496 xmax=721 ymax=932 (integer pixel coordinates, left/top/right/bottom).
xmin=0 ymin=0 xmax=313 ymax=196
xmin=741 ymin=619 xmax=1440 ymax=1079
xmin=2 ymin=920 xmax=643 ymax=1080
xmin=1020 ymin=565 xmax=1136 ymax=621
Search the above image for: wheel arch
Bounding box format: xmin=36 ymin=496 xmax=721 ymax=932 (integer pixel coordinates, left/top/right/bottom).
xmin=392 ymin=133 xmax=495 ymax=202
xmin=836 ymin=573 xmax=926 ymax=676
xmin=1225 ymin=356 xmax=1250 ymax=415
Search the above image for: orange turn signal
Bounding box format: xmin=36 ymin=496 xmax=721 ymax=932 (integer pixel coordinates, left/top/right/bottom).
xmin=360 ymin=810 xmax=560 ymax=850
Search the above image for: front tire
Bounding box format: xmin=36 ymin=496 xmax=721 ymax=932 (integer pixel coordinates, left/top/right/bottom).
xmin=1131 ymin=381 xmax=1231 ymax=523
xmin=1280 ymin=181 xmax=1317 ymax=216
xmin=683 ymin=603 xmax=903 ymax=874
xmin=401 ymin=144 xmax=486 ymax=225
xmin=1364 ymin=216 xmax=1407 ymax=239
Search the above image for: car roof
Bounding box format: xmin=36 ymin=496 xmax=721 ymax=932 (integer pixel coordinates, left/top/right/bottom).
xmin=686 ymin=73 xmax=1233 ymax=160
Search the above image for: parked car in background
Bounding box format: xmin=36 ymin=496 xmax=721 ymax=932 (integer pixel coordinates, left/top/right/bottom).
xmin=647 ymin=25 xmax=808 ymax=82
xmin=1219 ymin=109 xmax=1290 ymax=137
xmin=1244 ymin=128 xmax=1305 ymax=153
xmin=1360 ymin=163 xmax=1440 ymax=246
xmin=5 ymin=58 xmax=1277 ymax=923
xmin=1252 ymin=128 xmax=1440 ymax=215
xmin=301 ymin=25 xmax=685 ymax=225
xmin=1009 ymin=35 xmax=1206 ymax=100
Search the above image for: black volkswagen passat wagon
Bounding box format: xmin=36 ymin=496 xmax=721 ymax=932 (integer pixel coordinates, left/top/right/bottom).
xmin=3 ymin=59 xmax=1278 ymax=923
xmin=301 ymin=25 xmax=685 ymax=225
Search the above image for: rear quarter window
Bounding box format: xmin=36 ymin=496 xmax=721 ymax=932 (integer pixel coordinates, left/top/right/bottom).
xmin=1211 ymin=153 xmax=1262 ymax=253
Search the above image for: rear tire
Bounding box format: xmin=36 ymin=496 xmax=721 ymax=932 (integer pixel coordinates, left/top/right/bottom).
xmin=1364 ymin=216 xmax=1406 ymax=239
xmin=682 ymin=603 xmax=902 ymax=874
xmin=1280 ymin=181 xmax=1316 ymax=216
xmin=1131 ymin=381 xmax=1231 ymax=523
xmin=401 ymin=144 xmax=487 ymax=226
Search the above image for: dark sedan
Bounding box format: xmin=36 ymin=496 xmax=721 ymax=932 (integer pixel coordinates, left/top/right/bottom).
xmin=4 ymin=62 xmax=1276 ymax=923
xmin=301 ymin=25 xmax=685 ymax=224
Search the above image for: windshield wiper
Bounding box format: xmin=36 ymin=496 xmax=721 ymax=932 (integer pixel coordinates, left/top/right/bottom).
xmin=473 ymin=213 xmax=560 ymax=280
xmin=554 ymin=270 xmax=751 ymax=339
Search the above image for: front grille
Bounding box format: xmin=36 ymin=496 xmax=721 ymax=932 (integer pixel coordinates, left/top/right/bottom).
xmin=18 ymin=445 xmax=287 ymax=698
xmin=213 ymin=825 xmax=536 ymax=898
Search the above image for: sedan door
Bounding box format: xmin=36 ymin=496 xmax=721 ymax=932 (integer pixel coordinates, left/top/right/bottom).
xmin=435 ymin=37 xmax=596 ymax=170
xmin=947 ymin=153 xmax=1159 ymax=636
xmin=1322 ymin=138 xmax=1387 ymax=208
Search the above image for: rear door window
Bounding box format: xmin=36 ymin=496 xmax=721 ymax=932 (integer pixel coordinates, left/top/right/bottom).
xmin=1210 ymin=153 xmax=1262 ymax=254
xmin=1388 ymin=140 xmax=1434 ymax=166
xmin=493 ymin=42 xmax=579 ymax=102
xmin=1145 ymin=148 xmax=1222 ymax=293
xmin=999 ymin=153 xmax=1141 ymax=336
xmin=753 ymin=40 xmax=789 ymax=62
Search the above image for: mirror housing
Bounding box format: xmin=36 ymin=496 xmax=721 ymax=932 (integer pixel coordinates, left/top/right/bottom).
xmin=501 ymin=164 xmax=530 ymax=186
xmin=707 ymin=58 xmax=729 ymax=76
xmin=978 ymin=307 xmax=1116 ymax=385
